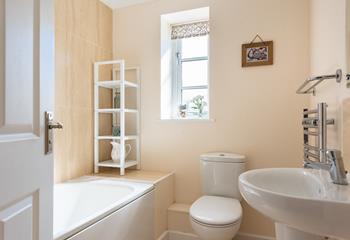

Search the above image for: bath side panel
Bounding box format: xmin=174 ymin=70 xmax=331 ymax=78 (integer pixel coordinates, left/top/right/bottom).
xmin=67 ymin=190 xmax=155 ymax=240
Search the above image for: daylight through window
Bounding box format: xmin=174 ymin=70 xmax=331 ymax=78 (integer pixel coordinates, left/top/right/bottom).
xmin=171 ymin=21 xmax=209 ymax=119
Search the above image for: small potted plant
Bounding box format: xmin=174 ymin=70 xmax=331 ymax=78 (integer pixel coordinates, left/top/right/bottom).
xmin=192 ymin=95 xmax=207 ymax=117
xmin=178 ymin=104 xmax=187 ymax=118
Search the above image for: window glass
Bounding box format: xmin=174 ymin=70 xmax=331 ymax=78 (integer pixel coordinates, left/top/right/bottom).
xmin=181 ymin=36 xmax=208 ymax=59
xmin=182 ymin=89 xmax=209 ymax=117
xmin=177 ymin=35 xmax=209 ymax=119
xmin=182 ymin=60 xmax=208 ymax=87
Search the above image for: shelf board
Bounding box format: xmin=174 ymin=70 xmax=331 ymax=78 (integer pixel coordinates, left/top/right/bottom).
xmin=96 ymin=135 xmax=138 ymax=140
xmin=97 ymin=160 xmax=138 ymax=168
xmin=114 ymin=66 xmax=139 ymax=71
xmin=96 ymin=108 xmax=138 ymax=113
xmin=95 ymin=60 xmax=124 ymax=66
xmin=96 ymin=80 xmax=138 ymax=89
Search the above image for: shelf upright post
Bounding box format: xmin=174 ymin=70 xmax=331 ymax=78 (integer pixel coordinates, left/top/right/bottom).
xmin=119 ymin=60 xmax=126 ymax=175
xmin=94 ymin=62 xmax=100 ymax=173
xmin=112 ymin=66 xmax=117 ymax=138
xmin=136 ymin=67 xmax=141 ymax=170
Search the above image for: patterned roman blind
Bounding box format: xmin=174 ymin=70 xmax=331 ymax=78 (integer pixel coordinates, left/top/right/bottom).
xmin=171 ymin=21 xmax=210 ymax=40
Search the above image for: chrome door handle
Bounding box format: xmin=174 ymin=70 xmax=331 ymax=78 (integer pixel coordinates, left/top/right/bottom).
xmin=45 ymin=111 xmax=63 ymax=154
xmin=48 ymin=121 xmax=63 ymax=129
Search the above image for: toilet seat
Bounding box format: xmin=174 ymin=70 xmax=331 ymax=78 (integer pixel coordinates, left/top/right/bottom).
xmin=191 ymin=216 xmax=237 ymax=228
xmin=190 ymin=196 xmax=242 ymax=226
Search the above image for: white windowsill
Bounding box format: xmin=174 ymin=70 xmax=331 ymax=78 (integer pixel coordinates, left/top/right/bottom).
xmin=159 ymin=118 xmax=216 ymax=123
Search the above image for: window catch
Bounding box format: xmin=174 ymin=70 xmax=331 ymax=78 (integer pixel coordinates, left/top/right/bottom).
xmin=176 ymin=52 xmax=182 ymax=65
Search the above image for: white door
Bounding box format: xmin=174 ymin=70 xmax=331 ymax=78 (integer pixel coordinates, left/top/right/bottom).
xmin=0 ymin=0 xmax=54 ymax=240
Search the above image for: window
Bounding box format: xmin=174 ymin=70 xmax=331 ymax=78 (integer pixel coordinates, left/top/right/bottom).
xmin=161 ymin=7 xmax=210 ymax=120
xmin=172 ymin=34 xmax=209 ymax=119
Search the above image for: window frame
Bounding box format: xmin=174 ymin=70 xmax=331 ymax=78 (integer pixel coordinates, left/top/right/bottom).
xmin=171 ymin=35 xmax=210 ymax=119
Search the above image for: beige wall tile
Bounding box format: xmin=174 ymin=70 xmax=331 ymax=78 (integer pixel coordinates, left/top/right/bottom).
xmin=54 ymin=0 xmax=113 ymax=183
xmin=64 ymin=0 xmax=82 ymax=36
xmin=79 ymin=0 xmax=99 ymax=44
xmin=98 ymin=3 xmax=113 ymax=51
xmin=54 ymin=107 xmax=69 ymax=182
xmin=55 ymin=0 xmax=67 ymax=30
xmin=55 ymin=27 xmax=68 ymax=108
xmin=99 ymin=140 xmax=113 ymax=162
xmin=154 ymin=173 xmax=175 ymax=239
xmin=65 ymin=32 xmax=95 ymax=109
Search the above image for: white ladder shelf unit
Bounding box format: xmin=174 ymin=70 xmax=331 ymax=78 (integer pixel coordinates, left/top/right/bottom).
xmin=94 ymin=60 xmax=140 ymax=175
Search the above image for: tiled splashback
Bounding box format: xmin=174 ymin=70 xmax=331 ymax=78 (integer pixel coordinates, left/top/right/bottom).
xmin=54 ymin=0 xmax=113 ymax=182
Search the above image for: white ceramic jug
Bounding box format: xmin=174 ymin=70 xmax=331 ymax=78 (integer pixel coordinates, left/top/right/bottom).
xmin=110 ymin=142 xmax=132 ymax=162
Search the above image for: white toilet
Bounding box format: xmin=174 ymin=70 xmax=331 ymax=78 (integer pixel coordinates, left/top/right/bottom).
xmin=190 ymin=152 xmax=246 ymax=240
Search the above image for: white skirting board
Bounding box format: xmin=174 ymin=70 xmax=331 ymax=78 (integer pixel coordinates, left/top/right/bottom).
xmin=157 ymin=231 xmax=275 ymax=240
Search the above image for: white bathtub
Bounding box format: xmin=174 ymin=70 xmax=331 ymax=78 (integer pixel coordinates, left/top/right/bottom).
xmin=54 ymin=177 xmax=154 ymax=240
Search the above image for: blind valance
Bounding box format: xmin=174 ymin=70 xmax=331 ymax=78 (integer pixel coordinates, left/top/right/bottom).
xmin=171 ymin=21 xmax=209 ymax=40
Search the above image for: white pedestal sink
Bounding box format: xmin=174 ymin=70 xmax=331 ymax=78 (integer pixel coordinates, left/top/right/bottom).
xmin=239 ymin=168 xmax=350 ymax=240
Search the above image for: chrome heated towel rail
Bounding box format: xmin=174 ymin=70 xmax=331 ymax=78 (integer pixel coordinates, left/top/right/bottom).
xmin=303 ymin=103 xmax=334 ymax=163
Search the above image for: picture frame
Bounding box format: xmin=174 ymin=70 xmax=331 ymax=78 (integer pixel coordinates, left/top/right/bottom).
xmin=242 ymin=41 xmax=273 ymax=67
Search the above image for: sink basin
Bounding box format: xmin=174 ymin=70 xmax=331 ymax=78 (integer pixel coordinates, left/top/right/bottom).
xmin=239 ymin=168 xmax=350 ymax=239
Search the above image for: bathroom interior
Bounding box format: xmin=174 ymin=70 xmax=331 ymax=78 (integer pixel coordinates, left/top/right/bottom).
xmin=1 ymin=0 xmax=350 ymax=240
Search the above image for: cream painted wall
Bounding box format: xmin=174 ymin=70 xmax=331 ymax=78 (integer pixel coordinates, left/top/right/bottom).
xmin=309 ymin=0 xmax=350 ymax=169
xmin=0 ymin=0 xmax=3 ymax=127
xmin=348 ymin=1 xmax=350 ymax=73
xmin=113 ymin=0 xmax=310 ymax=237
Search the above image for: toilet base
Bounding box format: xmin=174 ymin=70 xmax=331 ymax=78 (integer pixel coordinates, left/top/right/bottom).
xmin=190 ymin=217 xmax=240 ymax=240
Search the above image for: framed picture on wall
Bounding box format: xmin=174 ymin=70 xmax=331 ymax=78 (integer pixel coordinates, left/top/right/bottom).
xmin=242 ymin=41 xmax=273 ymax=67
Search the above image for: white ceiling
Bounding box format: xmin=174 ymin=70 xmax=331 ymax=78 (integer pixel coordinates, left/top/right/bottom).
xmin=100 ymin=0 xmax=155 ymax=9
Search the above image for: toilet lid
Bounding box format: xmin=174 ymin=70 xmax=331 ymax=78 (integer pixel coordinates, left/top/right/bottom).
xmin=190 ymin=196 xmax=242 ymax=226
